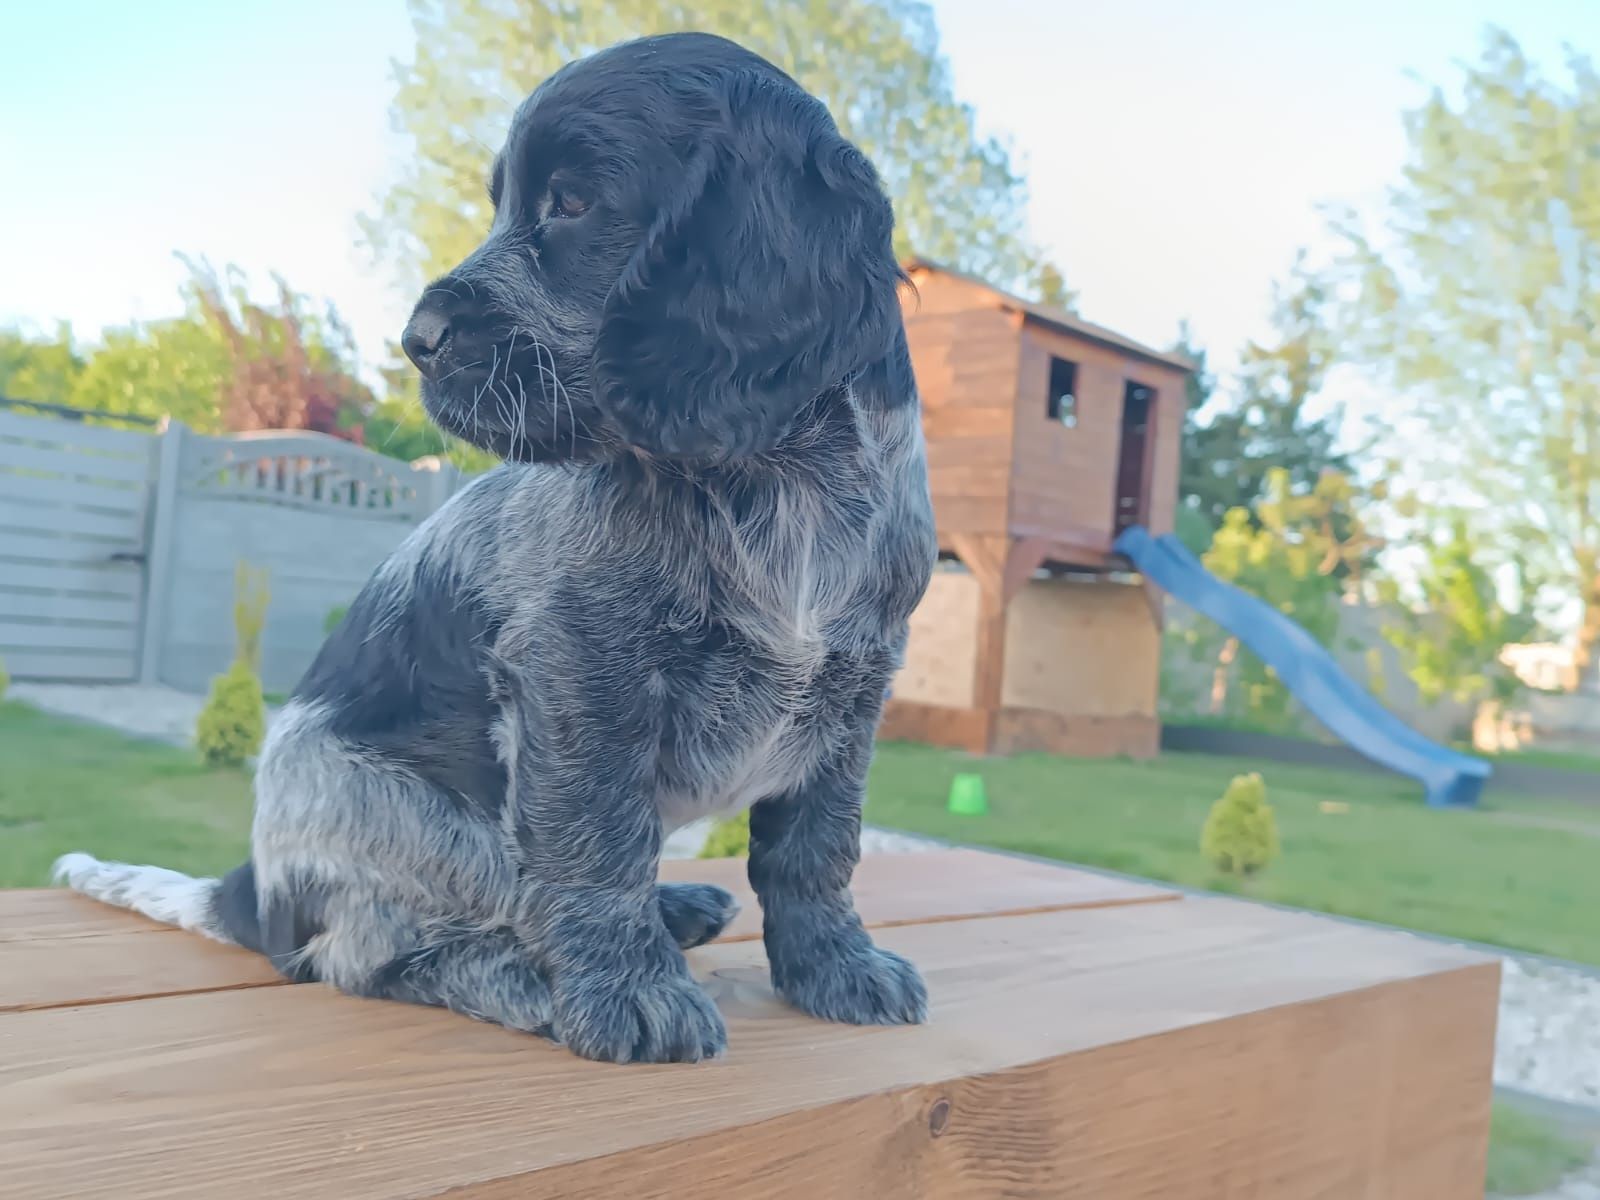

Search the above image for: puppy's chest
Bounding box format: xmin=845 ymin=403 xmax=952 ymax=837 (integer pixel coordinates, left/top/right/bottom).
xmin=651 ymin=603 xmax=882 ymax=832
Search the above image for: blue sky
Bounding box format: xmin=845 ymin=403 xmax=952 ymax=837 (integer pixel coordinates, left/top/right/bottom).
xmin=2 ymin=0 xmax=1594 ymax=393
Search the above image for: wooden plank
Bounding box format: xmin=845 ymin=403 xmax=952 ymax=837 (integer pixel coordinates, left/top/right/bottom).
xmin=0 ymin=562 xmax=141 ymax=596
xmin=662 ymin=850 xmax=1178 ymax=945
xmin=0 ymin=649 xmax=138 ymax=681
xmin=0 ymin=410 xmax=155 ymax=455
xmin=0 ymin=900 xmax=1498 ymax=1199
xmin=0 ymin=621 xmax=139 ymax=654
xmin=992 ymin=708 xmax=1160 ymax=759
xmin=0 ymin=439 xmax=152 ymax=486
xmin=0 ymin=932 xmax=282 ymax=1013
xmin=879 ymin=700 xmax=992 ymax=755
xmin=0 ymin=891 xmax=192 ymax=942
xmin=527 ymin=968 xmax=1496 ymax=1200
xmin=0 ymin=853 xmax=1179 ymax=1011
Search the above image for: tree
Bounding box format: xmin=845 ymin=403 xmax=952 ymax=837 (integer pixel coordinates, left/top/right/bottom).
xmin=1176 ymin=468 xmax=1377 ymax=729
xmin=1333 ymin=30 xmax=1600 ymax=683
xmin=1179 ymin=256 xmax=1352 ymax=539
xmin=184 ymin=260 xmax=373 ymax=441
xmin=1169 ymin=321 xmax=1216 ymax=553
xmin=0 ymin=325 xmax=85 ymax=407
xmin=67 ymin=261 xmax=373 ymax=441
xmin=364 ymin=0 xmax=1069 ymax=303
xmin=1029 ymin=261 xmax=1078 ymax=314
xmin=69 ymin=313 xmax=233 ymax=429
xmin=1378 ymin=517 xmax=1534 ymax=710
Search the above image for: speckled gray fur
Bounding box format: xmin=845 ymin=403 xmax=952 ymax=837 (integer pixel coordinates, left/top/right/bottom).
xmin=54 ymin=33 xmax=936 ymax=1064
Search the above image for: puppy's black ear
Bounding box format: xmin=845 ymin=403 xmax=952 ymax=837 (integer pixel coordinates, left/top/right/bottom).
xmin=594 ymin=72 xmax=908 ymax=460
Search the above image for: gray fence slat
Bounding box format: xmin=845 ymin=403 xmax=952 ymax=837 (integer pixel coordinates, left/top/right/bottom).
xmin=0 ymin=592 xmax=141 ymax=624
xmin=0 ymin=561 xmax=142 ymax=597
xmin=0 ymin=439 xmax=153 ymax=485
xmin=0 ymin=474 xmax=146 ymax=513
xmin=0 ymin=502 xmax=145 ymax=542
xmin=0 ymin=410 xmax=154 ymax=455
xmin=0 ymin=532 xmax=136 ymax=563
xmin=1 ymin=649 xmax=139 ymax=682
xmin=1 ymin=414 xmax=464 ymax=686
xmin=0 ymin=621 xmax=139 ymax=653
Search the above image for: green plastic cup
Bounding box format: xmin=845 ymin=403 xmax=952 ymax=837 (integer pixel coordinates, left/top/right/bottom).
xmin=947 ymin=773 xmax=988 ymax=816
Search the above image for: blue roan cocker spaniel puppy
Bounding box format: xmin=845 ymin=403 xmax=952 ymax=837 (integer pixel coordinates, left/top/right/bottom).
xmin=56 ymin=31 xmax=937 ymax=1064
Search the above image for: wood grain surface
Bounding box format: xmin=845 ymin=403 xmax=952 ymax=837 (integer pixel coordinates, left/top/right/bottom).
xmin=0 ymin=895 xmax=1498 ymax=1199
xmin=0 ymin=850 xmax=1179 ymax=1011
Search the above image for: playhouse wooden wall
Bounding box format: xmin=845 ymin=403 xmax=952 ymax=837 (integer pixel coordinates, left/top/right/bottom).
xmin=1011 ymin=325 xmax=1187 ymax=549
xmin=886 ymin=570 xmax=1161 ymax=759
xmin=887 ymin=265 xmax=1184 ymax=759
xmin=901 ymin=268 xmax=1188 ymax=558
xmin=901 ymin=272 xmax=1021 ymax=538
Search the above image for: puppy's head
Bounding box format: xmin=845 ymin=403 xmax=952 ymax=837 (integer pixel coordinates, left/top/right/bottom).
xmin=401 ymin=32 xmax=906 ymax=465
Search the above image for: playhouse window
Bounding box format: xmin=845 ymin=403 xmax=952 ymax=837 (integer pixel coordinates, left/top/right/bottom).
xmin=1046 ymin=357 xmax=1078 ymax=427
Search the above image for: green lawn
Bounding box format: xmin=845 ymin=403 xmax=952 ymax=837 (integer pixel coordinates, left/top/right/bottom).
xmin=0 ymin=701 xmax=251 ymax=888
xmin=3 ymin=701 xmax=1597 ymax=966
xmin=864 ymin=741 xmax=1600 ymax=966
xmin=1487 ymin=745 xmax=1600 ymax=775
xmin=7 ymin=700 xmax=1594 ymax=1193
xmin=1486 ymin=1099 xmax=1595 ymax=1196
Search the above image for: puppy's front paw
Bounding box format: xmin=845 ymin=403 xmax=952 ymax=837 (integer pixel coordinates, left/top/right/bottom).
xmin=554 ymin=968 xmax=727 ymax=1064
xmin=657 ymin=881 xmax=740 ymax=950
xmin=775 ymin=939 xmax=928 ymax=1027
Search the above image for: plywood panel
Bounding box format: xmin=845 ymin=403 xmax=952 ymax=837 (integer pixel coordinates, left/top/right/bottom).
xmin=878 ymin=699 xmax=992 ymax=755
xmin=992 ymin=708 xmax=1161 ymax=759
xmin=0 ymin=898 xmax=1498 ymax=1200
xmin=1001 ymin=577 xmax=1160 ymax=718
xmin=889 ymin=569 xmax=979 ymax=707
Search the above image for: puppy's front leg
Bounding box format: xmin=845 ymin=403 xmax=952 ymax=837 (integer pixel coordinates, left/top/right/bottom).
xmin=748 ymin=716 xmax=928 ymax=1027
xmin=513 ymin=766 xmax=726 ymax=1064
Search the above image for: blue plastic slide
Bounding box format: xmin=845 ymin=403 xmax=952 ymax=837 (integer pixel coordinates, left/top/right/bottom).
xmin=1114 ymin=526 xmax=1491 ymax=808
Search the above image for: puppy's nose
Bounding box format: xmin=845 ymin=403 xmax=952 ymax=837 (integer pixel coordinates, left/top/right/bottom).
xmin=402 ymin=305 xmax=453 ymax=377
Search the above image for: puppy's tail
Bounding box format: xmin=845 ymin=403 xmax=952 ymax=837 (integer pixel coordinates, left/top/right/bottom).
xmin=52 ymin=853 xmax=260 ymax=949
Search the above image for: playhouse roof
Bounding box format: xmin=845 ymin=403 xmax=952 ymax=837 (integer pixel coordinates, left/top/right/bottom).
xmin=903 ymin=257 xmax=1197 ymax=375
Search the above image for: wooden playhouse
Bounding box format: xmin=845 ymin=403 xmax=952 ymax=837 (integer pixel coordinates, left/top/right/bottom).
xmin=882 ymin=259 xmax=1193 ymax=759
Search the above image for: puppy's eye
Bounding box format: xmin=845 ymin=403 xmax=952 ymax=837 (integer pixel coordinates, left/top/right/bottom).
xmin=550 ymin=186 xmax=591 ymax=219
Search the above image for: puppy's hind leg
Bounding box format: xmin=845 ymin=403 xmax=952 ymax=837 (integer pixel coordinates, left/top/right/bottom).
xmin=362 ymin=927 xmax=555 ymax=1037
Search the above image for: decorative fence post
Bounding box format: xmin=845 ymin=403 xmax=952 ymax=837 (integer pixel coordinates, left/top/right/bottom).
xmin=137 ymin=420 xmax=187 ymax=685
xmin=410 ymin=456 xmax=464 ymax=516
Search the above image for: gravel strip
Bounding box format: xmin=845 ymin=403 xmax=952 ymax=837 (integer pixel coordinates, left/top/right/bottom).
xmin=1505 ymin=1152 xmax=1600 ymax=1200
xmin=10 ymin=682 xmax=214 ymax=745
xmin=1498 ymin=957 xmax=1600 ymax=1109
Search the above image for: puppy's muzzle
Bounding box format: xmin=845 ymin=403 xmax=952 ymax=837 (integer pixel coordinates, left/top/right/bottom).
xmin=402 ymin=294 xmax=457 ymax=380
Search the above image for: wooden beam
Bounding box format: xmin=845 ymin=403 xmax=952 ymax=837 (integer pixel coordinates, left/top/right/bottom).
xmin=0 ymin=855 xmax=1180 ymax=1013
xmin=0 ymin=897 xmax=1499 ymax=1199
